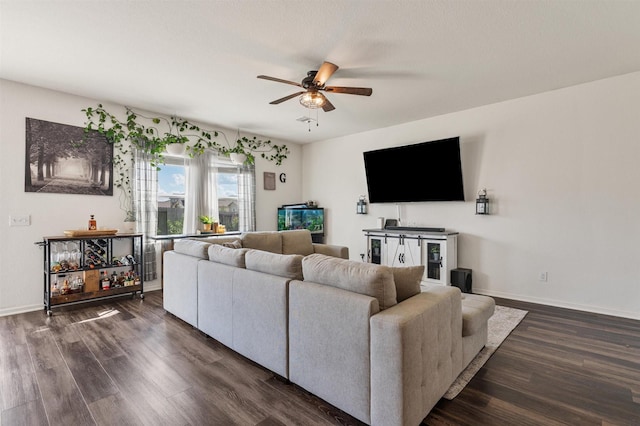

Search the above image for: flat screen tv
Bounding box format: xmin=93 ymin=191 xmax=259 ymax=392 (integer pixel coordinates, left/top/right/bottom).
xmin=277 ymin=207 xmax=325 ymax=235
xmin=363 ymin=137 xmax=464 ymax=203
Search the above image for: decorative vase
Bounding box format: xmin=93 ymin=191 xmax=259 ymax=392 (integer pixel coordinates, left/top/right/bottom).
xmin=229 ymin=152 xmax=247 ymax=165
xmin=166 ymin=143 xmax=186 ymax=156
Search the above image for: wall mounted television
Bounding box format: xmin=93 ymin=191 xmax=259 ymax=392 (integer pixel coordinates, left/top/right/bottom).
xmin=363 ymin=137 xmax=465 ymax=203
xmin=277 ymin=207 xmax=325 ymax=235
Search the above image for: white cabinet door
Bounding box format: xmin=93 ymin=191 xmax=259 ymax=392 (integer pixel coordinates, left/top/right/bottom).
xmin=386 ymin=236 xmax=422 ymax=267
xmin=422 ymin=237 xmax=457 ymax=285
xmin=423 ymin=241 xmax=444 ymax=284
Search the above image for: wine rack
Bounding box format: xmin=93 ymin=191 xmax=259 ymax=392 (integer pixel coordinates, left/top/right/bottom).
xmin=37 ymin=233 xmax=144 ymax=316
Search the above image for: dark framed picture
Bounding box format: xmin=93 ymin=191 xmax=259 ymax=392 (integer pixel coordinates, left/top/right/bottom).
xmin=25 ymin=118 xmax=114 ymax=195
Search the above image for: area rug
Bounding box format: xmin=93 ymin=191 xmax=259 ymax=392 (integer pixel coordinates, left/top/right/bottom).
xmin=443 ymin=305 xmax=528 ymax=399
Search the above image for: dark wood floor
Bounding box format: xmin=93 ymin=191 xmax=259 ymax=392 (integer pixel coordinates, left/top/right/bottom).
xmin=0 ymin=291 xmax=638 ymax=426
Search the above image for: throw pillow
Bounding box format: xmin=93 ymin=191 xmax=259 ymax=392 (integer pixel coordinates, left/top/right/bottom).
xmin=281 ymin=229 xmax=314 ymax=256
xmin=302 ymin=253 xmax=397 ymax=310
xmin=174 ymin=239 xmax=211 ymax=259
xmin=208 ymin=245 xmax=249 ymax=268
xmin=222 ymin=240 xmax=242 ymax=249
xmin=241 ymin=232 xmax=283 ymax=253
xmin=392 ymin=265 xmax=424 ymax=302
xmin=245 ymin=249 xmax=304 ymax=280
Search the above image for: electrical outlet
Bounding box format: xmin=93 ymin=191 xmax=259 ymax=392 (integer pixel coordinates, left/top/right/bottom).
xmin=9 ymin=215 xmax=31 ymax=226
xmin=538 ymin=271 xmax=548 ymax=282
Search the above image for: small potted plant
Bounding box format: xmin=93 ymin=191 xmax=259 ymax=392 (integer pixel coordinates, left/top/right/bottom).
xmin=430 ymin=245 xmax=440 ymax=261
xmin=199 ymin=215 xmax=217 ymax=232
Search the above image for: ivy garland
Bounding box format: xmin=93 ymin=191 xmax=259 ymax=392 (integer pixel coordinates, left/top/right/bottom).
xmin=81 ymin=104 xmax=289 ymax=220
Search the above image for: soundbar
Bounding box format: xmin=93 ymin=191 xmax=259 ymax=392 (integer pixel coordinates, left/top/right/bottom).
xmin=384 ymin=226 xmax=445 ymax=233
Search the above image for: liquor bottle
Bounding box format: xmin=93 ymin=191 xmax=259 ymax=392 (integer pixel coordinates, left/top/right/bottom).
xmin=88 ymin=215 xmax=97 ymax=231
xmin=101 ymin=271 xmax=110 ymax=290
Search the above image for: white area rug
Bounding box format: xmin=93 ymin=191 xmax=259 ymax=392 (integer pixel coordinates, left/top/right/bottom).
xmin=443 ymin=305 xmax=528 ymax=399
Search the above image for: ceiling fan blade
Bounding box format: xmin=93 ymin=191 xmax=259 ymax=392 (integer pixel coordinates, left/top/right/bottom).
xmin=269 ymin=91 xmax=305 ymax=105
xmin=324 ymin=86 xmax=373 ymax=96
xmin=319 ymin=93 xmax=335 ymax=112
xmin=257 ymin=75 xmax=303 ymax=88
xmin=313 ymin=62 xmax=339 ymax=86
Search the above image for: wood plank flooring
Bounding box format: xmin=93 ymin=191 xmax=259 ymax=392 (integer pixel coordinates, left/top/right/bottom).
xmin=0 ymin=291 xmax=638 ymax=425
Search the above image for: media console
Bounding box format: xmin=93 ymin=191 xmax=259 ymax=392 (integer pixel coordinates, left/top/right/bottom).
xmin=363 ymin=228 xmax=458 ymax=286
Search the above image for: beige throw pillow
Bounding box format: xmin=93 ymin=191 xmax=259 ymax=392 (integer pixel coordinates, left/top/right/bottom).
xmin=245 ymin=249 xmax=304 ymax=280
xmin=302 ymin=254 xmax=397 ymax=310
xmin=241 ymin=232 xmax=283 ymax=254
xmin=281 ymin=229 xmax=314 ymax=256
xmin=174 ymin=239 xmax=211 ymax=259
xmin=392 ymin=265 xmax=424 ymax=302
xmin=208 ymin=245 xmax=249 ymax=268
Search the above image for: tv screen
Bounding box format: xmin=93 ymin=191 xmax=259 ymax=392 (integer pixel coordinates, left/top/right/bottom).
xmin=277 ymin=208 xmax=325 ymax=235
xmin=363 ymin=137 xmax=464 ymax=203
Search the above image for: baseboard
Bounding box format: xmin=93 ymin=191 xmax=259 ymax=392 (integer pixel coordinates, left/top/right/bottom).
xmin=0 ymin=303 xmax=44 ymax=317
xmin=0 ymin=287 xmax=162 ymax=318
xmin=474 ymin=288 xmax=640 ymax=321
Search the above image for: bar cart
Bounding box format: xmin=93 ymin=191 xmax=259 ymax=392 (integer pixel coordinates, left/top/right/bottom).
xmin=37 ymin=232 xmax=144 ymax=316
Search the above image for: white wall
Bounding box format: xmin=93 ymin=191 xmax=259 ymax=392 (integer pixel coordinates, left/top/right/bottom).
xmin=302 ymin=71 xmax=640 ymax=320
xmin=0 ymin=79 xmax=301 ymax=315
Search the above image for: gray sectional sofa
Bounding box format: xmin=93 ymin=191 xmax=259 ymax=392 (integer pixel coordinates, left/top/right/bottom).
xmin=163 ymin=229 xmax=495 ymax=426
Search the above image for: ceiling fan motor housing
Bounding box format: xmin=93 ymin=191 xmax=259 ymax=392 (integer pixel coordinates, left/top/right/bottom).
xmin=302 ymin=71 xmax=320 ymax=89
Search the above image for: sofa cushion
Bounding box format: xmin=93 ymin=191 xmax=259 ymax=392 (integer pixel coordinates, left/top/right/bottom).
xmin=461 ymin=294 xmax=496 ymax=337
xmin=281 ymin=229 xmax=314 ymax=256
xmin=245 ymin=249 xmax=304 ymax=280
xmin=392 ymin=265 xmax=424 ymax=302
xmin=302 ymin=254 xmax=397 ymax=310
xmin=241 ymin=232 xmax=283 ymax=254
xmin=208 ymin=244 xmax=249 ymax=268
xmin=173 ymin=239 xmax=211 ymax=259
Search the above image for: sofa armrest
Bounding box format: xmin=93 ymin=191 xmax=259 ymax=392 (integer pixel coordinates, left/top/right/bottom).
xmin=289 ymin=280 xmax=378 ymax=424
xmin=370 ymin=286 xmax=462 ymax=426
xmin=312 ymin=243 xmax=349 ymax=259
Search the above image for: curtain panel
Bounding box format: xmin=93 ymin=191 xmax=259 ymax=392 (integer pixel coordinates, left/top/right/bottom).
xmin=132 ymin=148 xmax=158 ymax=281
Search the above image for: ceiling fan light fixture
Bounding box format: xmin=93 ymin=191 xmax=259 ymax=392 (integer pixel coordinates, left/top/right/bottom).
xmin=299 ymin=92 xmax=325 ymax=109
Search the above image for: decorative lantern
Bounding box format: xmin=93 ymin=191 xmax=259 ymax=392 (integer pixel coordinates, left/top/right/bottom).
xmin=476 ymin=189 xmax=489 ymax=215
xmin=357 ymin=196 xmax=368 ymax=214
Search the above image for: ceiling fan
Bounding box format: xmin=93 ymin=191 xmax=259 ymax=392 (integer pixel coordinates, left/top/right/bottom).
xmin=257 ymin=61 xmax=373 ymax=112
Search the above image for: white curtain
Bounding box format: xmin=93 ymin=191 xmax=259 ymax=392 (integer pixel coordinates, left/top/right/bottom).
xmin=132 ymin=148 xmax=158 ymax=281
xmin=238 ymin=163 xmax=256 ymax=232
xmin=183 ymin=150 xmax=219 ymax=234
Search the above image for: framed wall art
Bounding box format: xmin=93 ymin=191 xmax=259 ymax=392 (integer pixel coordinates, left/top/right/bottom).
xmin=263 ymin=171 xmax=276 ymax=190
xmin=25 ymin=117 xmax=114 ymax=195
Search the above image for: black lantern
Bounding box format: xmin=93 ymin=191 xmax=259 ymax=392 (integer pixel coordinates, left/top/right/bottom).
xmin=357 ymin=196 xmax=368 ymax=214
xmin=476 ymin=189 xmax=489 ymax=215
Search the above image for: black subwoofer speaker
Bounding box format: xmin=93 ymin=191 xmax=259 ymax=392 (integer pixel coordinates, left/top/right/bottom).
xmin=451 ymin=268 xmax=472 ymax=293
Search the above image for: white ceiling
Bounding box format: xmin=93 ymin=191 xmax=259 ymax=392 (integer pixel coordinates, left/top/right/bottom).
xmin=2 ymin=1 xmax=640 ymax=144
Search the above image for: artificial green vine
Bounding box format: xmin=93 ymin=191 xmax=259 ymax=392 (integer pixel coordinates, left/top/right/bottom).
xmin=82 ymin=104 xmax=289 ymax=167
xmin=81 ymin=104 xmax=289 ymax=221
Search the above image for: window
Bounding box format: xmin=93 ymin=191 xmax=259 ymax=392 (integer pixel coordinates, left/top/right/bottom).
xmin=156 ymin=154 xmax=251 ymax=235
xmin=216 ymin=166 xmax=240 ymax=231
xmin=157 ymin=158 xmax=186 ymax=235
